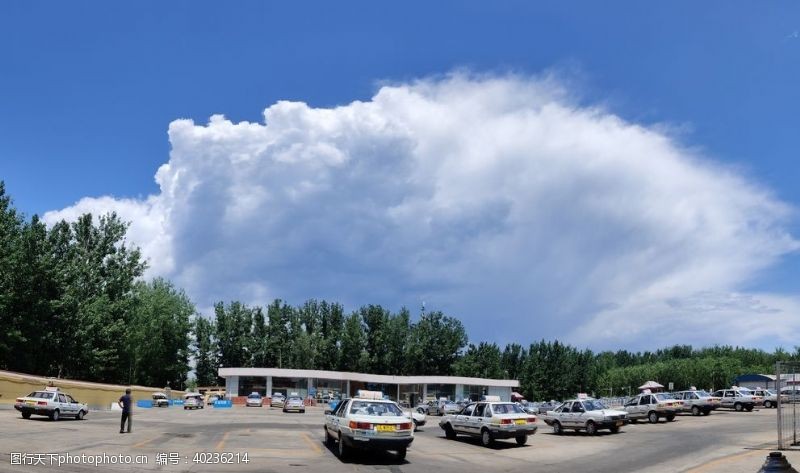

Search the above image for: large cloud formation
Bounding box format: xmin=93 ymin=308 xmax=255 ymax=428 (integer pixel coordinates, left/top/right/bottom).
xmin=44 ymin=74 xmax=800 ymax=350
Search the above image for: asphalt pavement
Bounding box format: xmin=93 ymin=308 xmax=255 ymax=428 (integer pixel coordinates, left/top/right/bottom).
xmin=0 ymin=404 xmax=795 ymax=473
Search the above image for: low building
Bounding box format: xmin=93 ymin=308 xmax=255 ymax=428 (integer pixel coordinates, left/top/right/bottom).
xmin=218 ymin=367 xmax=518 ymax=405
xmin=734 ymin=373 xmax=800 ymax=390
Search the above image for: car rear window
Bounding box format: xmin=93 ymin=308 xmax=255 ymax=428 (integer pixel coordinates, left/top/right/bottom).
xmin=29 ymin=392 xmax=55 ymax=399
xmin=349 ymin=401 xmax=402 ymax=416
xmin=491 ymin=403 xmax=525 ymax=414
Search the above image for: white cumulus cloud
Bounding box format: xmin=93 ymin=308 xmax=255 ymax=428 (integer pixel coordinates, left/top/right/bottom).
xmin=43 ymin=73 xmax=800 ymax=350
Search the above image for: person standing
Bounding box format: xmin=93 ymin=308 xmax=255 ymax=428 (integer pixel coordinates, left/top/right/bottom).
xmin=118 ymin=388 xmax=132 ymax=433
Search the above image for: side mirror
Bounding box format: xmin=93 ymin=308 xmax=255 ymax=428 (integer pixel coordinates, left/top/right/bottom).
xmin=324 ymin=409 xmax=332 ymax=415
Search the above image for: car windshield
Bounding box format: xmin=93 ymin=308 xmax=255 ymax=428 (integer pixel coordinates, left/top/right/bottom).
xmin=737 ymin=388 xmax=753 ymax=394
xmin=655 ymin=394 xmax=673 ymax=401
xmin=349 ymin=401 xmax=403 ymax=416
xmin=29 ymin=392 xmax=55 ymax=399
xmin=694 ymin=390 xmax=711 ymax=397
xmin=583 ymin=400 xmax=607 ymax=411
xmin=288 ymin=397 xmax=302 ymax=402
xmin=491 ymin=403 xmax=525 ymax=414
xmin=248 ymin=394 xmax=260 ymax=399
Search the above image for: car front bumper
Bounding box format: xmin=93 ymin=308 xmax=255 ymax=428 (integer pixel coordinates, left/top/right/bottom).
xmin=596 ymin=419 xmax=629 ymax=429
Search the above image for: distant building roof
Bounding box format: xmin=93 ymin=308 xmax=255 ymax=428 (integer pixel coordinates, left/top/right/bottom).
xmin=218 ymin=367 xmax=519 ymax=388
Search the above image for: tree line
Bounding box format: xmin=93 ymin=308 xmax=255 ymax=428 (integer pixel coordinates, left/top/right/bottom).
xmin=2 ymin=181 xmax=798 ymax=399
xmin=0 ymin=183 xmax=192 ymax=388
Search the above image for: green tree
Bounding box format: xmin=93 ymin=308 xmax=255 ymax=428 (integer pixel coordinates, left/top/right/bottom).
xmin=339 ymin=312 xmax=367 ymax=372
xmin=192 ymin=315 xmax=218 ymax=386
xmin=127 ymin=278 xmax=194 ymax=388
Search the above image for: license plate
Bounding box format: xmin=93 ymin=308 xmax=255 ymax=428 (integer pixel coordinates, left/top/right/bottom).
xmin=376 ymin=425 xmax=396 ymax=432
xmin=515 ymin=419 xmax=526 ymax=425
xmin=616 ymin=421 xmax=623 ymax=427
xmin=26 ymin=401 xmax=36 ymax=406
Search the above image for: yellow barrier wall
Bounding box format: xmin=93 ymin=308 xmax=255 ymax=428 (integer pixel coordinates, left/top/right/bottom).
xmin=0 ymin=370 xmax=185 ymax=409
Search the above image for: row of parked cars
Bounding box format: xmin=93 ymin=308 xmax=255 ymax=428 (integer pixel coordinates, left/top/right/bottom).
xmin=534 ymin=386 xmax=792 ymax=437
xmin=245 ymin=392 xmax=307 ymax=413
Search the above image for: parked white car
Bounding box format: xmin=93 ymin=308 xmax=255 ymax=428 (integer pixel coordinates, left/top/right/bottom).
xmin=542 ymin=398 xmax=628 ymax=435
xmin=183 ymin=392 xmax=204 ymax=410
xmin=670 ymin=389 xmax=720 ymax=416
xmin=623 ymin=392 xmax=681 ymax=423
xmin=439 ymin=397 xmax=538 ymax=447
xmin=152 ymin=392 xmax=169 ymax=408
xmin=324 ymin=391 xmax=413 ymax=460
xmin=246 ymin=392 xmax=263 ymax=407
xmin=710 ymin=387 xmax=756 ymax=411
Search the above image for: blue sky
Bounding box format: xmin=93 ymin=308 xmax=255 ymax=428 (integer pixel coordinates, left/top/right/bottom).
xmin=2 ymin=1 xmax=799 ymax=349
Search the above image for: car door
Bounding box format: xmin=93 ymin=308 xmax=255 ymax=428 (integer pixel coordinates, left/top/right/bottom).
xmin=623 ymin=397 xmax=638 ymax=418
xmin=467 ymin=403 xmax=487 ymax=435
xmin=56 ymin=393 xmax=71 ymax=415
xmin=572 ymin=401 xmax=587 ymax=428
xmin=555 ymin=402 xmax=571 ymax=427
xmin=327 ymin=399 xmax=347 ymax=437
xmin=65 ymin=394 xmax=79 ymax=415
xmin=453 ymin=403 xmax=475 ymax=431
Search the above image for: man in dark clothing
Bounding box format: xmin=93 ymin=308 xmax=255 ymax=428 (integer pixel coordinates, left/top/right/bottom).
xmin=118 ymin=388 xmax=132 ymax=433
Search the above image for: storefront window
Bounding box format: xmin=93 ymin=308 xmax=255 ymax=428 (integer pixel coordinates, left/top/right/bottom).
xmin=310 ymin=379 xmax=345 ymax=403
xmin=272 ymin=377 xmax=308 ymax=398
xmin=426 ymin=384 xmax=456 ymax=401
xmin=238 ymin=377 xmax=267 ymax=396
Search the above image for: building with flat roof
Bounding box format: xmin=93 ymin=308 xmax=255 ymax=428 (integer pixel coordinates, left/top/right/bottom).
xmin=218 ymin=367 xmax=519 ymax=405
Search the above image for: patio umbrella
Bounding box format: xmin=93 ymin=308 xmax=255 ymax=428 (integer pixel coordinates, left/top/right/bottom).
xmin=638 ymin=381 xmax=664 ymax=391
xmin=511 ymin=391 xmax=524 ymax=400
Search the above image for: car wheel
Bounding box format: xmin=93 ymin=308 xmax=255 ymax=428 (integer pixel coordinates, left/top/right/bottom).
xmin=325 ymin=427 xmax=334 ymax=447
xmin=515 ymin=435 xmax=528 ymax=446
xmin=21 ymin=412 xmax=31 ymax=419
xmin=553 ymin=421 xmax=563 ymax=435
xmin=648 ymin=411 xmax=658 ymax=424
xmin=691 ymin=406 xmax=701 ymax=416
xmin=51 ymin=409 xmax=60 ymax=421
xmin=184 ymin=406 xmax=187 ymax=410
xmin=609 ymin=425 xmax=620 ymax=434
xmin=417 ymin=407 xmax=426 ymax=414
xmin=444 ymin=424 xmax=457 ymax=440
xmin=396 ymin=447 xmax=407 ymax=460
xmin=337 ymin=434 xmax=349 ymax=459
xmin=585 ymin=420 xmax=597 ymax=436
xmin=630 ymin=418 xmax=638 ymax=424
xmin=76 ymin=410 xmax=85 ymax=420
xmin=764 ymin=400 xmax=772 ymax=409
xmin=702 ymin=410 xmax=711 ymax=416
xmin=746 ymin=406 xmax=754 ymax=412
xmin=734 ymin=402 xmax=743 ymax=412
xmin=666 ymin=414 xmax=675 ymax=422
xmin=413 ymin=420 xmax=418 ymax=432
xmin=480 ymin=429 xmax=494 ymax=447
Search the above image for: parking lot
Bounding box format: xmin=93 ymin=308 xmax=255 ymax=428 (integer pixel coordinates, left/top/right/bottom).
xmin=0 ymin=405 xmax=795 ymax=473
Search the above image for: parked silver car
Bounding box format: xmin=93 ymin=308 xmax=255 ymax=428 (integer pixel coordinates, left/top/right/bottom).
xmin=623 ymin=393 xmax=681 ymax=423
xmin=283 ymin=395 xmax=306 ymax=413
xmin=670 ymin=390 xmax=720 ymax=416
xmin=541 ymin=398 xmax=628 ymax=435
xmin=439 ymin=400 xmax=537 ymax=447
xmin=710 ymin=388 xmax=756 ymax=412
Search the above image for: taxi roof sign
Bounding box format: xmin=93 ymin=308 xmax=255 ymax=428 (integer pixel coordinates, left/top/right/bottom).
xmin=577 ymin=393 xmax=588 ymax=399
xmin=44 ymin=386 xmax=60 ymax=392
xmin=483 ymin=395 xmax=502 ymax=402
xmin=356 ymin=390 xmax=384 ymax=400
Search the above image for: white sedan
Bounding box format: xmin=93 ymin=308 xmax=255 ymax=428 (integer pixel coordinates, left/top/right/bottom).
xmin=324 ymin=393 xmax=414 ymax=460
